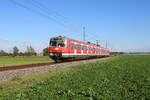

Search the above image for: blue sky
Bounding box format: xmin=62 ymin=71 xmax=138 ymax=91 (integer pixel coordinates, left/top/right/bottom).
xmin=0 ymin=0 xmax=150 ymax=53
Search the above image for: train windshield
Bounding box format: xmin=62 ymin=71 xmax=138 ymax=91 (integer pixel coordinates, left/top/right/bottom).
xmin=50 ymin=40 xmax=66 ymax=47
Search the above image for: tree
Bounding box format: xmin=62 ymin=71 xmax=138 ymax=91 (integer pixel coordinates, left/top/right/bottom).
xmin=19 ymin=52 xmax=24 ymax=56
xmin=13 ymin=46 xmax=19 ymax=57
xmin=26 ymin=46 xmax=36 ymax=56
xmin=43 ymin=47 xmax=49 ymax=56
xmin=0 ymin=50 xmax=6 ymax=56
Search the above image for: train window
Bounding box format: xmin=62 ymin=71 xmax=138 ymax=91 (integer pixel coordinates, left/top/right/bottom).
xmin=77 ymin=45 xmax=81 ymax=50
xmin=82 ymin=46 xmax=84 ymax=51
xmin=82 ymin=46 xmax=86 ymax=51
xmin=96 ymin=48 xmax=98 ymax=52
xmin=76 ymin=45 xmax=78 ymax=50
xmin=84 ymin=46 xmax=86 ymax=50
xmin=86 ymin=46 xmax=88 ymax=51
xmin=71 ymin=43 xmax=74 ymax=49
xmin=85 ymin=46 xmax=87 ymax=50
xmin=58 ymin=43 xmax=65 ymax=47
xmin=91 ymin=48 xmax=93 ymax=51
xmin=50 ymin=40 xmax=66 ymax=47
xmin=50 ymin=41 xmax=57 ymax=47
xmin=74 ymin=44 xmax=77 ymax=49
xmin=77 ymin=45 xmax=79 ymax=50
xmin=82 ymin=46 xmax=84 ymax=50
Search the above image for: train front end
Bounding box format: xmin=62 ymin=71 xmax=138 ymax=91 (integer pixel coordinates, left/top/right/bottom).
xmin=49 ymin=36 xmax=68 ymax=62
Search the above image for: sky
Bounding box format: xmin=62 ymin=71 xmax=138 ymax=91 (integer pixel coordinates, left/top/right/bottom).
xmin=0 ymin=0 xmax=150 ymax=53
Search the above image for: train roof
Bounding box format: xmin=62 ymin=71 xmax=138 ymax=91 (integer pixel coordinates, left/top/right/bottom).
xmin=50 ymin=36 xmax=109 ymax=50
xmin=50 ymin=36 xmax=69 ymax=40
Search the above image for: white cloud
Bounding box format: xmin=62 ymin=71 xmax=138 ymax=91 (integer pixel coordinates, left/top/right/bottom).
xmin=0 ymin=38 xmax=18 ymax=43
xmin=65 ymin=28 xmax=71 ymax=31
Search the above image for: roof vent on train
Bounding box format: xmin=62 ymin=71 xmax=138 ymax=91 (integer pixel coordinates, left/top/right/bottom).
xmin=87 ymin=42 xmax=91 ymax=44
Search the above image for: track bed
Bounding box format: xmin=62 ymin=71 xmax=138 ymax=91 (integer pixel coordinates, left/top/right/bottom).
xmin=0 ymin=57 xmax=112 ymax=81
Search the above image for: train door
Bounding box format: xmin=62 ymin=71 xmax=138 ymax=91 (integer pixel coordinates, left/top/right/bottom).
xmin=74 ymin=42 xmax=77 ymax=55
xmin=70 ymin=41 xmax=74 ymax=56
xmin=81 ymin=44 xmax=83 ymax=55
xmin=87 ymin=45 xmax=88 ymax=55
xmin=68 ymin=40 xmax=70 ymax=57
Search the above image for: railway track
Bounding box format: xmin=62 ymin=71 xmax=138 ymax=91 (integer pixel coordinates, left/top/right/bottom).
xmin=0 ymin=57 xmax=113 ymax=81
xmin=0 ymin=59 xmax=82 ymax=72
xmin=0 ymin=62 xmax=58 ymax=72
xmin=0 ymin=57 xmax=111 ymax=72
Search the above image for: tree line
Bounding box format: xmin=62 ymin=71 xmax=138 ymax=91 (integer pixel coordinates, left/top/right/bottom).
xmin=0 ymin=46 xmax=49 ymax=57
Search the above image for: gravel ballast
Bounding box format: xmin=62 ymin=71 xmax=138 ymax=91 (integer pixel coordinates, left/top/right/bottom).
xmin=0 ymin=57 xmax=111 ymax=81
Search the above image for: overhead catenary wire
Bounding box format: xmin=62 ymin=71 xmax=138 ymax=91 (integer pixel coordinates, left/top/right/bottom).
xmin=9 ymin=0 xmax=108 ymax=46
xmin=9 ymin=0 xmax=68 ymax=27
xmin=9 ymin=0 xmax=77 ymax=40
xmin=23 ymin=0 xmax=97 ymax=42
xmin=27 ymin=0 xmax=68 ymax=24
xmin=28 ymin=1 xmax=85 ymax=39
xmin=26 ymin=0 xmax=97 ymax=41
xmin=24 ymin=0 xmax=81 ymax=39
xmin=30 ymin=0 xmax=68 ymax=21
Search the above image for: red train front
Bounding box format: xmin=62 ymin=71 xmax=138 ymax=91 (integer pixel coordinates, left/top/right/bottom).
xmin=49 ymin=36 xmax=109 ymax=62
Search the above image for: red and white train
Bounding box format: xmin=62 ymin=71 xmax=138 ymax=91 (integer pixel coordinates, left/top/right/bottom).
xmin=49 ymin=36 xmax=110 ymax=62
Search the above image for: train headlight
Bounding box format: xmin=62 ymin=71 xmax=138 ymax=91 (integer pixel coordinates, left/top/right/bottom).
xmin=55 ymin=48 xmax=59 ymax=50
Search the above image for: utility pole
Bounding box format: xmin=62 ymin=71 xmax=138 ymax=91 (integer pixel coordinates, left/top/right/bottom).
xmin=83 ymin=27 xmax=85 ymax=42
xmin=96 ymin=40 xmax=100 ymax=46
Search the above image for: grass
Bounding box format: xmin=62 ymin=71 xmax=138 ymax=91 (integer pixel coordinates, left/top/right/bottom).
xmin=0 ymin=56 xmax=150 ymax=100
xmin=0 ymin=56 xmax=54 ymax=67
xmin=0 ymin=67 xmax=74 ymax=95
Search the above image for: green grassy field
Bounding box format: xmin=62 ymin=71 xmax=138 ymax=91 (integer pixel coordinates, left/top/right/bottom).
xmin=0 ymin=56 xmax=150 ymax=100
xmin=0 ymin=56 xmax=53 ymax=67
